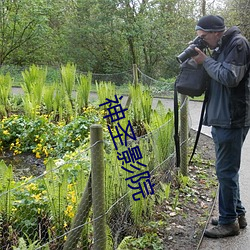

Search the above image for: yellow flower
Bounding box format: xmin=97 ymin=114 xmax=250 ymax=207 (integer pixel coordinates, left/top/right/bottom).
xmin=3 ymin=130 xmax=9 ymax=135
xmin=32 ymin=193 xmax=42 ymax=201
xmin=26 ymin=183 xmax=37 ymax=191
xmin=71 ymin=195 xmax=76 ymax=204
xmin=65 ymin=205 xmax=74 ymax=218
xmin=36 ymin=152 xmax=41 ymax=159
xmin=12 ymin=207 xmax=17 ymax=212
xmin=42 ymin=147 xmax=49 ymax=157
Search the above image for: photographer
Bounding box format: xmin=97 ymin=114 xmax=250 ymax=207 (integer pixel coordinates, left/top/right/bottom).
xmin=192 ymin=15 xmax=250 ymax=238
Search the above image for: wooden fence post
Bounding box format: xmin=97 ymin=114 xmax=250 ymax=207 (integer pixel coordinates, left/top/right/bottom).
xmin=125 ymin=64 xmax=138 ymax=108
xmin=133 ymin=63 xmax=138 ymax=86
xmin=91 ymin=124 xmax=106 ymax=250
xmin=180 ymin=94 xmax=188 ymax=176
xmin=63 ymin=175 xmax=92 ymax=250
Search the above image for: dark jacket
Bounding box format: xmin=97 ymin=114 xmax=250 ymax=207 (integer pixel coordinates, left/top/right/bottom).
xmin=203 ymin=26 xmax=250 ymax=128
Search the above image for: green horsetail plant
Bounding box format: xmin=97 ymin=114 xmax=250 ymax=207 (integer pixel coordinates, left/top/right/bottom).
xmin=0 ymin=161 xmax=14 ymax=223
xmin=76 ymin=72 xmax=92 ymax=113
xmin=145 ymin=100 xmax=174 ymax=165
xmin=43 ymin=159 xmax=69 ymax=237
xmin=21 ymin=65 xmax=47 ymax=118
xmin=105 ymin=129 xmax=155 ymax=228
xmin=61 ymin=63 xmax=76 ymax=103
xmin=141 ymin=89 xmax=153 ymax=124
xmin=96 ymin=81 xmax=116 ymax=108
xmin=43 ymin=84 xmax=55 ymax=114
xmin=52 ymin=82 xmax=73 ymax=122
xmin=53 ymin=83 xmax=65 ymax=121
xmin=0 ymin=73 xmax=12 ymax=117
xmin=129 ymin=84 xmax=152 ymax=124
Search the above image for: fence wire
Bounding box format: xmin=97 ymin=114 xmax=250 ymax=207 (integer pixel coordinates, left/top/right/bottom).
xmin=0 ymin=68 xmax=191 ymax=249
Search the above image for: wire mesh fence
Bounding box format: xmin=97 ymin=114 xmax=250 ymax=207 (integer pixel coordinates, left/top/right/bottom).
xmin=0 ymin=65 xmax=190 ymax=249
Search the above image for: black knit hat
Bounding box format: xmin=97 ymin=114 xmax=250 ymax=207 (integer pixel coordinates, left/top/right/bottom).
xmin=195 ymin=15 xmax=225 ymax=32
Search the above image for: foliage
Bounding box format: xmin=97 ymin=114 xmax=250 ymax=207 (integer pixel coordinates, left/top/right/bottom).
xmin=117 ymin=233 xmax=163 ymax=250
xmin=0 ymin=109 xmax=100 ymax=158
xmin=0 ymin=77 xmax=178 ymax=248
xmin=96 ymin=81 xmax=116 ymax=108
xmin=0 ymin=148 xmax=91 ymax=248
xmin=0 ymin=0 xmax=235 ymax=78
xmin=0 ymin=73 xmax=12 ymax=117
xmin=21 ymin=65 xmax=47 ymax=118
xmin=129 ymin=83 xmax=153 ymax=125
xmin=0 ymin=0 xmax=52 ymax=65
xmin=13 ymin=235 xmax=46 ymax=250
xmin=0 ymin=161 xmax=15 ymax=222
xmin=12 ymin=176 xmax=49 ymax=241
xmin=145 ymin=100 xmax=175 ymax=164
xmin=220 ymin=0 xmax=250 ymax=39
xmin=76 ymin=72 xmax=92 ymax=110
xmin=61 ymin=63 xmax=76 ymax=101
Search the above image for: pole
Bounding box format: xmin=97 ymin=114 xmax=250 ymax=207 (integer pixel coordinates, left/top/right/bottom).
xmin=91 ymin=124 xmax=106 ymax=250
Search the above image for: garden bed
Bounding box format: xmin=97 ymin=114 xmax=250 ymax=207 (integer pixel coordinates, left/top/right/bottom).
xmin=161 ymin=131 xmax=217 ymax=250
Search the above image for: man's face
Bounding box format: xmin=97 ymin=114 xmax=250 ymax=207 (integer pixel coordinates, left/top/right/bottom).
xmin=196 ymin=30 xmax=222 ymax=49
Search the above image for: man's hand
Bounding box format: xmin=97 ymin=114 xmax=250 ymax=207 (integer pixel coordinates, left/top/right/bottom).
xmin=192 ymin=47 xmax=207 ymax=64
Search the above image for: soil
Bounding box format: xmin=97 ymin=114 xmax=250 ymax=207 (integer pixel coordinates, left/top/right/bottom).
xmin=0 ymin=152 xmax=45 ymax=180
xmin=159 ymin=130 xmax=217 ymax=250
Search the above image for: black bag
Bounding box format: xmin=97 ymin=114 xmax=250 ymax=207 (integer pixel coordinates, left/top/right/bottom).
xmin=175 ymin=58 xmax=208 ymax=97
xmin=174 ymin=58 xmax=209 ymax=168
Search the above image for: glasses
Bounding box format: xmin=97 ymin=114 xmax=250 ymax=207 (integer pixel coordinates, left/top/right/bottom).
xmin=198 ymin=32 xmax=214 ymax=40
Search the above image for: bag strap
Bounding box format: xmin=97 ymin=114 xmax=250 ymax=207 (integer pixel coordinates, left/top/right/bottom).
xmin=174 ymin=80 xmax=180 ymax=168
xmin=188 ymin=91 xmax=208 ymax=164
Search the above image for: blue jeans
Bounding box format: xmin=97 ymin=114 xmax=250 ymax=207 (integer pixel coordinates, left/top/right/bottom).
xmin=211 ymin=126 xmax=249 ymax=225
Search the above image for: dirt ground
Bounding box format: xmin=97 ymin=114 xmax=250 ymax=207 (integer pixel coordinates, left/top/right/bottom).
xmin=159 ymin=130 xmax=217 ymax=250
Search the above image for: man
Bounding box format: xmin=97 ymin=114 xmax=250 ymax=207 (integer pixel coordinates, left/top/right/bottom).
xmin=192 ymin=15 xmax=250 ymax=238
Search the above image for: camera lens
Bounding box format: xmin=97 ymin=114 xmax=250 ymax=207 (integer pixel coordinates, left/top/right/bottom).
xmin=176 ymin=37 xmax=208 ymax=63
xmin=176 ymin=45 xmax=198 ymax=63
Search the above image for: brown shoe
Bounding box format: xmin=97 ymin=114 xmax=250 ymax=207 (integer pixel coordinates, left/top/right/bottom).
xmin=211 ymin=214 xmax=247 ymax=229
xmin=204 ymin=222 xmax=240 ymax=238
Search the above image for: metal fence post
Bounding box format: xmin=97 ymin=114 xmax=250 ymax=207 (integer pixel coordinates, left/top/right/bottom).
xmin=180 ymin=94 xmax=188 ymax=176
xmin=91 ymin=124 xmax=106 ymax=250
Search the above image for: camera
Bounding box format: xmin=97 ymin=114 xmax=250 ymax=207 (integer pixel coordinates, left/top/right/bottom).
xmin=176 ymin=36 xmax=208 ymax=64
